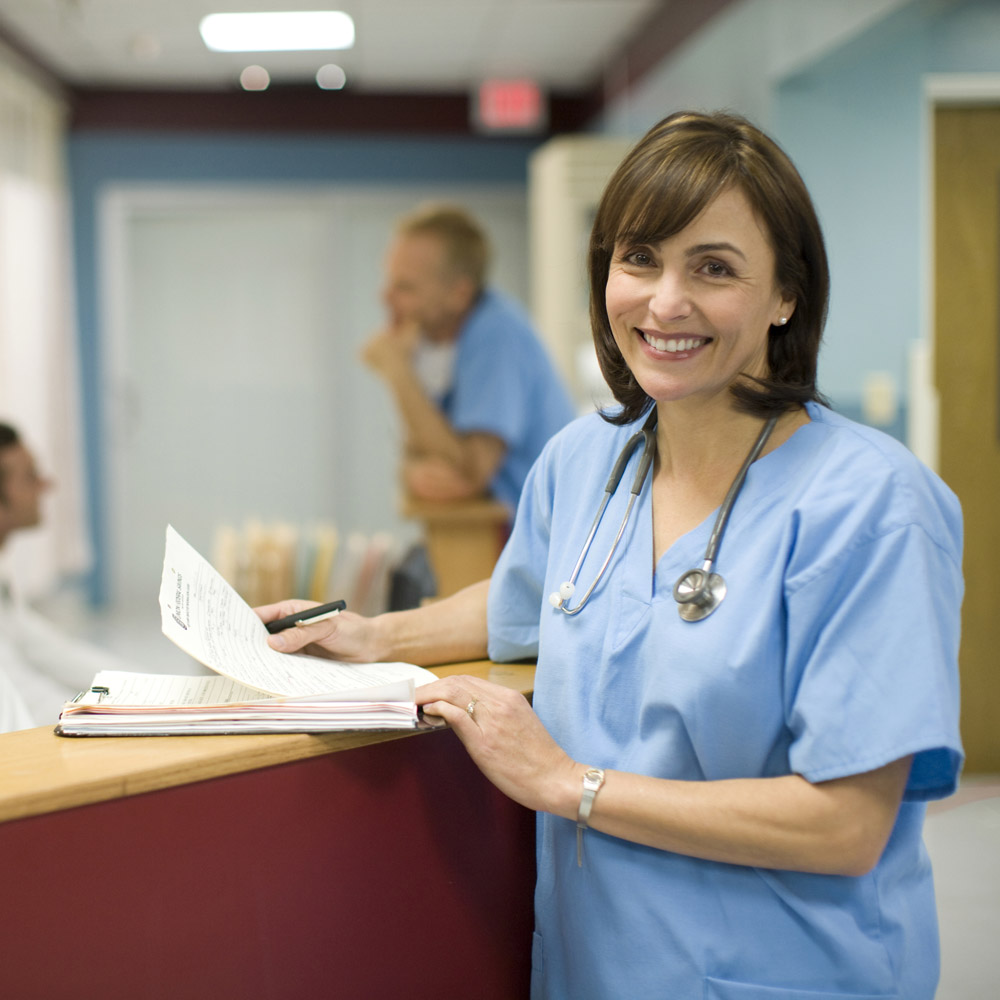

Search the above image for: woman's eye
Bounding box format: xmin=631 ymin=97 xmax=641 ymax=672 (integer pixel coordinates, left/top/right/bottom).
xmin=703 ymin=260 xmax=730 ymax=277
xmin=624 ymin=250 xmax=653 ymax=267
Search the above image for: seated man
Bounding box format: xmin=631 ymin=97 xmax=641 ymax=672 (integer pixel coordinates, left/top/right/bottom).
xmin=0 ymin=422 xmax=127 ymax=732
xmin=362 ymin=203 xmax=575 ymax=510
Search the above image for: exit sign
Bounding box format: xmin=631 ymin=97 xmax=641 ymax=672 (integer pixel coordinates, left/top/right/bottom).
xmin=473 ymin=78 xmax=547 ymax=133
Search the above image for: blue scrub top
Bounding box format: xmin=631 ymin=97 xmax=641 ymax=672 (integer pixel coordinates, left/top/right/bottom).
xmin=440 ymin=289 xmax=575 ymax=509
xmin=488 ymin=402 xmax=963 ymax=1000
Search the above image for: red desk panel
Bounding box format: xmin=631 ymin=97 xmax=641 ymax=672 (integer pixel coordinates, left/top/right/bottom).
xmin=1 ymin=728 xmax=535 ymax=1000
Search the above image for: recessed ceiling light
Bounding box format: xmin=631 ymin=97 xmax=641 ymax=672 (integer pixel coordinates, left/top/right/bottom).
xmin=200 ymin=11 xmax=355 ymax=52
xmin=240 ymin=65 xmax=271 ymax=91
xmin=316 ymin=64 xmax=347 ymax=90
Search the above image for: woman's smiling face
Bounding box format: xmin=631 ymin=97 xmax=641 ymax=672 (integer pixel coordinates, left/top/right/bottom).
xmin=605 ymin=185 xmax=796 ymax=411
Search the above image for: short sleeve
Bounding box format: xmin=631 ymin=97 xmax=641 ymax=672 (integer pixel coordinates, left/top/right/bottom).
xmin=784 ymin=518 xmax=963 ymax=801
xmin=486 ymin=438 xmax=558 ymax=661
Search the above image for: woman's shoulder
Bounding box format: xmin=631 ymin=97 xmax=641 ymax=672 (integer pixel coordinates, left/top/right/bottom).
xmin=803 ymin=403 xmax=945 ymax=487
xmin=521 ymin=409 xmax=642 ymax=501
xmin=792 ymin=403 xmax=961 ymax=554
xmin=542 ymin=407 xmax=639 ymax=457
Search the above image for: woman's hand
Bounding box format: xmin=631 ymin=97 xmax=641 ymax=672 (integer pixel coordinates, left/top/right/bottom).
xmin=417 ymin=674 xmax=580 ymax=816
xmin=256 ymin=580 xmax=492 ymax=668
xmin=255 ymin=600 xmax=384 ymax=662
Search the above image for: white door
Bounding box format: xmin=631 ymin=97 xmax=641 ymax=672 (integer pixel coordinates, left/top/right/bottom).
xmin=102 ymin=186 xmax=527 ymax=612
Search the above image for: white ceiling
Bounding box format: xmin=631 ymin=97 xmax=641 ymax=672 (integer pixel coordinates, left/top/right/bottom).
xmin=0 ymin=0 xmax=666 ymax=92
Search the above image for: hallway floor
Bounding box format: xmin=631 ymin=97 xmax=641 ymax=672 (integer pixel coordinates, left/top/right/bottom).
xmin=925 ymin=775 xmax=1000 ymax=997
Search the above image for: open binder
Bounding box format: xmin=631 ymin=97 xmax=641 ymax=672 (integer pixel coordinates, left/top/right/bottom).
xmin=55 ymin=671 xmax=438 ymax=736
xmin=55 ymin=526 xmax=438 ymax=737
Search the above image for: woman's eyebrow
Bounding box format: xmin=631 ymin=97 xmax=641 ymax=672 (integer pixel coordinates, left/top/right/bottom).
xmin=686 ymin=241 xmax=746 ymax=260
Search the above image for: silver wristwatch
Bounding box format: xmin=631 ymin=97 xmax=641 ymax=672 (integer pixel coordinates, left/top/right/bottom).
xmin=576 ymin=767 xmax=606 ymax=867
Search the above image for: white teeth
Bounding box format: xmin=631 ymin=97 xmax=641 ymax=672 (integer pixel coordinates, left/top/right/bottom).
xmin=643 ymin=332 xmax=705 ymax=353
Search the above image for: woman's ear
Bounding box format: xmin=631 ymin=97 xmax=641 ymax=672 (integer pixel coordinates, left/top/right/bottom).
xmin=774 ymin=297 xmax=796 ymax=327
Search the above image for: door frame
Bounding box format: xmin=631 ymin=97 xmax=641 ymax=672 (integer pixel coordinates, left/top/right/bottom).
xmin=917 ymin=74 xmax=1000 ymax=470
xmin=923 ymin=76 xmax=1000 ymax=773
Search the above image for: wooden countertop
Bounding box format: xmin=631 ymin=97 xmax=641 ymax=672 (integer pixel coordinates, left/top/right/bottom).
xmin=0 ymin=660 xmax=534 ymax=826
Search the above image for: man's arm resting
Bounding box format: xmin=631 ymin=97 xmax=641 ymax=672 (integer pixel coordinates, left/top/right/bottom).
xmin=405 ymin=433 xmax=506 ymax=500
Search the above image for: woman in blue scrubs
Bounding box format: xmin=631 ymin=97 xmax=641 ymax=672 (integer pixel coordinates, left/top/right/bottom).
xmin=263 ymin=111 xmax=963 ymax=999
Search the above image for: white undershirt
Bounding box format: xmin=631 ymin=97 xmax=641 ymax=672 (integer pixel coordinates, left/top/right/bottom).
xmin=412 ymin=339 xmax=458 ymax=400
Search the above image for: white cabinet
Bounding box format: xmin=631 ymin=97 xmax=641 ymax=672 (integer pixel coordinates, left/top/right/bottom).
xmin=528 ymin=135 xmax=632 ymax=411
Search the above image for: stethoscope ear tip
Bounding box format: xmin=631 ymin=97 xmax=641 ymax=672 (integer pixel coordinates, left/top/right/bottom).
xmin=549 ymin=581 xmax=575 ymax=610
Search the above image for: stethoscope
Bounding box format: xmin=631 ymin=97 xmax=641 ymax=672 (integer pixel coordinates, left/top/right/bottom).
xmin=548 ymin=410 xmax=779 ymax=622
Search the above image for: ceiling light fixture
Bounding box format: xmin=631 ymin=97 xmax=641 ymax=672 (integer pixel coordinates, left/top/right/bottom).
xmin=240 ymin=65 xmax=271 ymax=91
xmin=200 ymin=11 xmax=355 ymax=52
xmin=316 ymin=64 xmax=347 ymax=90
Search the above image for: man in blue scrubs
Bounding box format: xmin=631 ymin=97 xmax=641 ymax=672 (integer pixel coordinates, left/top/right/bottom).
xmin=362 ymin=204 xmax=574 ymax=511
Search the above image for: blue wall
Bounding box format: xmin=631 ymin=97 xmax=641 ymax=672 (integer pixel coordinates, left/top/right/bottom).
xmin=68 ymin=131 xmax=539 ymax=602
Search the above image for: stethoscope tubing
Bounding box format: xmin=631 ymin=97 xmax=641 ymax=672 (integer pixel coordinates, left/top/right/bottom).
xmin=701 ymin=412 xmax=778 ymax=567
xmin=555 ymin=411 xmax=656 ymax=616
xmin=551 ymin=409 xmax=778 ymax=620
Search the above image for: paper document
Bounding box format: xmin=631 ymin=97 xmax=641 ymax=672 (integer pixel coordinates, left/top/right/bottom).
xmin=56 ymin=527 xmax=438 ymax=736
xmin=159 ymin=524 xmax=435 ymax=699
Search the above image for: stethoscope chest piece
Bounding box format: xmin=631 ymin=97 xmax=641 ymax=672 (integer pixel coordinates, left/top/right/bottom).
xmin=672 ymin=567 xmax=727 ymax=622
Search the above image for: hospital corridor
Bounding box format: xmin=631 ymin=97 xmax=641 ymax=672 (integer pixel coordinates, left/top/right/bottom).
xmin=2 ymin=1 xmax=1000 ymax=997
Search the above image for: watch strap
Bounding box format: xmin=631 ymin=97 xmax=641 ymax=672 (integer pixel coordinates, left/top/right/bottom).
xmin=576 ymin=767 xmax=605 ymax=867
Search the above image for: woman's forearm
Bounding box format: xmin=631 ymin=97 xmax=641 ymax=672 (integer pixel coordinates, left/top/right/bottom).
xmin=373 ymin=578 xmax=491 ymax=666
xmin=554 ymin=757 xmax=912 ymax=877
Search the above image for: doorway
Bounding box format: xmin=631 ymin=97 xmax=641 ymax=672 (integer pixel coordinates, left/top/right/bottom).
xmin=934 ymin=103 xmax=1000 ymax=772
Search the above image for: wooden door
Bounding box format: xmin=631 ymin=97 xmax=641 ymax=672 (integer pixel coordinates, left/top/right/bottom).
xmin=934 ymin=105 xmax=1000 ymax=772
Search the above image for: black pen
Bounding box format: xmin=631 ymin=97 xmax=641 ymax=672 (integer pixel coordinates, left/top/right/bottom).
xmin=265 ymin=599 xmax=347 ymax=634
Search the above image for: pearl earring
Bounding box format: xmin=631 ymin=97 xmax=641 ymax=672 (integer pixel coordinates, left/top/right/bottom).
xmin=777 ymin=317 xmax=788 ymax=326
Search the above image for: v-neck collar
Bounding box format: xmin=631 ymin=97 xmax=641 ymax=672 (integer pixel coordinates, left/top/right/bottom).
xmin=627 ymin=407 xmax=822 ymax=604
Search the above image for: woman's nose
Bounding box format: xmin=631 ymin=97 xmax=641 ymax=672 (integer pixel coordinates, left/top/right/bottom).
xmin=648 ymin=270 xmax=692 ymax=321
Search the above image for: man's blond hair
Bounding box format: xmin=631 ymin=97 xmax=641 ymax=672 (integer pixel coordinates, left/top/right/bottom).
xmin=396 ymin=203 xmax=491 ymax=291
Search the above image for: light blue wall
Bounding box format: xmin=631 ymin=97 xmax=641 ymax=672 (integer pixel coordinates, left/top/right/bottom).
xmin=68 ymin=132 xmax=539 ymax=602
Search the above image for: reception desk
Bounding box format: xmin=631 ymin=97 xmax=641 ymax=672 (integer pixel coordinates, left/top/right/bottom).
xmin=0 ymin=661 xmax=535 ymax=1000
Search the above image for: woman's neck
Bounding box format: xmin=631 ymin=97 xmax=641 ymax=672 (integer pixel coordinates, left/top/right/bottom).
xmin=648 ymin=401 xmax=809 ymax=566
xmin=652 ymin=401 xmax=808 ymax=484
